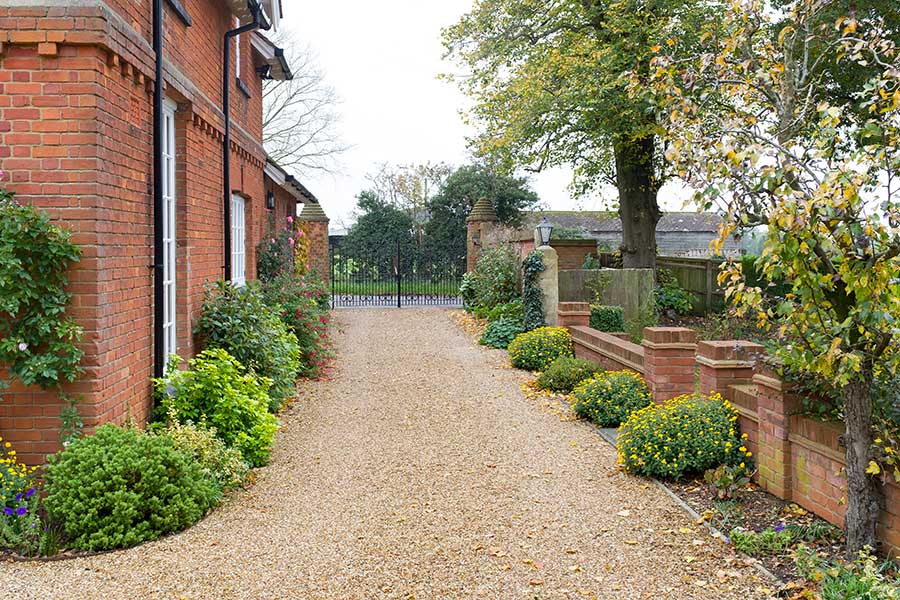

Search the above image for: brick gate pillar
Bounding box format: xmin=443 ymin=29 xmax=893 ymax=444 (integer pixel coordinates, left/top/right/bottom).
xmin=642 ymin=327 xmax=698 ymax=402
xmin=754 ymin=368 xmax=798 ymax=499
xmin=696 ymin=340 xmax=764 ymax=396
xmin=298 ymin=201 xmax=330 ymax=285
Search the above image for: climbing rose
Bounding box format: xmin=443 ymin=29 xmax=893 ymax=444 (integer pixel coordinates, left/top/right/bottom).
xmin=17 ymin=342 xmax=27 ymax=352
xmin=286 ymin=216 xmax=293 ymax=224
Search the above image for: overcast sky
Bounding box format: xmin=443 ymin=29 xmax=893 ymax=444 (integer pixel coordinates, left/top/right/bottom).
xmin=283 ymin=2 xmax=690 ymax=231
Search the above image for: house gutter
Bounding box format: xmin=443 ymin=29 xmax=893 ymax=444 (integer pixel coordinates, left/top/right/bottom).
xmin=223 ymin=2 xmax=268 ymax=281
xmin=152 ymin=0 xmax=165 ymax=378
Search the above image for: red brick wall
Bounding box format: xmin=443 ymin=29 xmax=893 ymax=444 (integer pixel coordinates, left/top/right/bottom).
xmin=0 ymin=2 xmax=271 ymax=464
xmin=304 ymin=220 xmax=330 ymax=284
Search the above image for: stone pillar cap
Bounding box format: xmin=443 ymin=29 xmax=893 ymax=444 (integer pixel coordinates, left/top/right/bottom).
xmin=466 ymin=197 xmax=499 ymax=223
xmin=298 ymin=202 xmax=329 ymax=222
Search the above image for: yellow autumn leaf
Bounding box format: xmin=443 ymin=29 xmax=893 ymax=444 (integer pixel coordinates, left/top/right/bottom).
xmin=865 ymin=461 xmax=881 ymax=476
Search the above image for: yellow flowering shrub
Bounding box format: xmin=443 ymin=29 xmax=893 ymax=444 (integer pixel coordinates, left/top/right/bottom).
xmin=617 ymin=392 xmax=752 ymax=480
xmin=507 ymin=327 xmax=573 ymax=371
xmin=0 ymin=436 xmax=37 ymax=508
xmin=573 ymin=370 xmax=651 ymax=427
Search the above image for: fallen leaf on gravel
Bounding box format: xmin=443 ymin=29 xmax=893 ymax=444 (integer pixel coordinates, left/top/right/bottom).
xmin=684 ymin=555 xmax=696 ymax=563
xmin=624 ymin=540 xmax=638 ymax=545
xmin=679 ymin=527 xmax=694 ymax=534
xmin=565 ymin=548 xmax=578 ymax=554
xmin=529 ymin=579 xmax=544 ymax=586
xmin=617 ymin=510 xmax=632 ymax=517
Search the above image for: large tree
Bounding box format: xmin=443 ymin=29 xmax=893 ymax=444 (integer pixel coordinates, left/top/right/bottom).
xmin=653 ymin=0 xmax=900 ymax=555
xmin=443 ymin=0 xmax=716 ymax=268
xmin=423 ymin=164 xmax=540 ymax=273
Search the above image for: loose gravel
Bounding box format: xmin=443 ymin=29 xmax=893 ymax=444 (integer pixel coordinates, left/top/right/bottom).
xmin=0 ymin=309 xmax=775 ymax=599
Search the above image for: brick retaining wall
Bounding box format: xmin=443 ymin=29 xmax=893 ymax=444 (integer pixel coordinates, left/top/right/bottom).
xmin=560 ymin=302 xmax=900 ymax=556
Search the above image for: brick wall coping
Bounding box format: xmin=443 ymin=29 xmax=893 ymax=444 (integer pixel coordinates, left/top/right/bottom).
xmin=570 ymin=326 xmax=644 ymax=373
xmin=695 ymin=355 xmax=757 ymax=369
xmin=641 ymin=339 xmax=698 ymax=351
xmin=752 ymin=371 xmax=787 ymax=392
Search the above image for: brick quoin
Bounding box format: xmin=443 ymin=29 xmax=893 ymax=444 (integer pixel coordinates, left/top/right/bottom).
xmin=0 ymin=1 xmax=322 ymax=465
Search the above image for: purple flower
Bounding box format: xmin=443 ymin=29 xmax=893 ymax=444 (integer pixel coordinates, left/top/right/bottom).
xmin=2 ymin=507 xmax=13 ymax=516
xmin=14 ymin=493 xmax=22 ymax=502
xmin=25 ymin=488 xmax=35 ymax=498
xmin=774 ymin=523 xmax=786 ymax=533
xmin=15 ymin=507 xmax=26 ymax=516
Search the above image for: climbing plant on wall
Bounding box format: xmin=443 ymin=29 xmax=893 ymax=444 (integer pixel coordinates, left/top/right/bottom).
xmin=0 ymin=180 xmax=84 ymax=439
xmin=521 ymin=250 xmax=545 ymax=332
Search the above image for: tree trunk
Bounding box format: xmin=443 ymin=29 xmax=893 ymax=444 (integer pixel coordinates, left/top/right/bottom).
xmin=842 ymin=373 xmax=882 ymax=557
xmin=614 ymin=136 xmax=661 ymax=269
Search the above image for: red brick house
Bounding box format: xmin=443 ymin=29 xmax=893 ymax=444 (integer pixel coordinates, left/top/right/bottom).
xmin=0 ymin=0 xmax=329 ymax=464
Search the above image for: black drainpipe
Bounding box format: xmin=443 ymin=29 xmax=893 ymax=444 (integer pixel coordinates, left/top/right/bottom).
xmin=223 ymin=5 xmax=265 ymax=281
xmin=152 ymin=0 xmax=164 ymax=378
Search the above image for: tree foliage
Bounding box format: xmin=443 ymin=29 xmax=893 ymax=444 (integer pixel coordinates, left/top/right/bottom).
xmin=651 ymin=0 xmax=900 ymax=555
xmin=423 ymin=164 xmax=540 ymax=273
xmin=443 ymin=0 xmax=719 ymax=267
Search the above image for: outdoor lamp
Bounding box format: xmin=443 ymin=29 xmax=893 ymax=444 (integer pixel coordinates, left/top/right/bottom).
xmin=536 ymin=217 xmax=553 ymax=247
xmin=265 ymin=190 xmax=276 ymax=210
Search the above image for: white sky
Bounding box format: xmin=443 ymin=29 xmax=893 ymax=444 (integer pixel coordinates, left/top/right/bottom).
xmin=283 ymin=1 xmax=690 ymax=231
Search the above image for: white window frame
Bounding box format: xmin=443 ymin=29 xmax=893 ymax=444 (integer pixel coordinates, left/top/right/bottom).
xmin=231 ymin=194 xmax=246 ymax=287
xmin=162 ymin=99 xmax=178 ymax=366
xmin=234 ymin=17 xmax=241 ymax=80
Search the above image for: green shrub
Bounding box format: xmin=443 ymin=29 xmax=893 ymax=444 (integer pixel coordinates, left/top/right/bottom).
xmin=485 ymin=299 xmax=524 ymax=323
xmin=479 ymin=317 xmax=524 ymax=349
xmin=195 ymin=281 xmax=301 ymax=410
xmin=589 ymin=305 xmax=625 ymax=332
xmin=795 ymin=545 xmax=899 ymax=600
xmin=464 ymin=246 xmax=519 ymax=312
xmin=625 ymin=302 xmax=659 ymax=343
xmin=729 ymin=526 xmax=795 ymax=557
xmin=156 ymin=349 xmax=279 ymax=467
xmin=508 ymin=327 xmax=573 ymax=371
xmin=257 ymin=225 xmax=296 ymax=282
xmin=43 ymin=424 xmax=219 ymax=551
xmin=260 ymin=273 xmax=333 ymax=378
xmin=654 ymin=269 xmax=693 ymax=315
xmin=617 ymin=392 xmax=751 ymax=479
xmin=572 ymin=370 xmax=651 ymax=426
xmin=159 ymin=410 xmax=250 ymax=494
xmin=521 ymin=251 xmax=545 ymax=331
xmin=536 ymin=357 xmax=601 ymax=393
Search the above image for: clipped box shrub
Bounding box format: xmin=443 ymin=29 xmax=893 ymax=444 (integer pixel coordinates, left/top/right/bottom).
xmin=43 ymin=424 xmax=219 ymax=551
xmin=589 ymin=305 xmax=625 ymax=332
xmin=617 ymin=392 xmax=751 ymax=480
xmin=156 ymin=349 xmax=279 ymax=468
xmin=480 ymin=316 xmax=524 ymax=349
xmin=195 ymin=281 xmax=301 ymax=411
xmin=573 ymin=370 xmax=651 ymax=426
xmin=508 ymin=327 xmax=573 ymax=371
xmin=536 ymin=357 xmax=602 ymax=393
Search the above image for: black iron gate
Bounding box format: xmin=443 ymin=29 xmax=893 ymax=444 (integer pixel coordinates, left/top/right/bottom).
xmin=330 ymin=240 xmax=464 ymax=308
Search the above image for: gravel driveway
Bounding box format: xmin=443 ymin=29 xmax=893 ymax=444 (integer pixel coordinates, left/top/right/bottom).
xmin=0 ymin=309 xmax=773 ymax=599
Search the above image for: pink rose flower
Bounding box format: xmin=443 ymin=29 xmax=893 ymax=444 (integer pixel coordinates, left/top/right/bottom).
xmin=18 ymin=342 xmax=28 ymax=352
xmin=0 ymin=170 xmax=5 ymax=181
xmin=289 ymin=238 xmax=295 ymax=246
xmin=286 ymin=216 xmax=293 ymax=224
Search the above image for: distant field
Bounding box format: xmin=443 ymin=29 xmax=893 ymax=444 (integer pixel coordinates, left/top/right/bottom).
xmin=332 ymin=280 xmax=462 ymax=296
